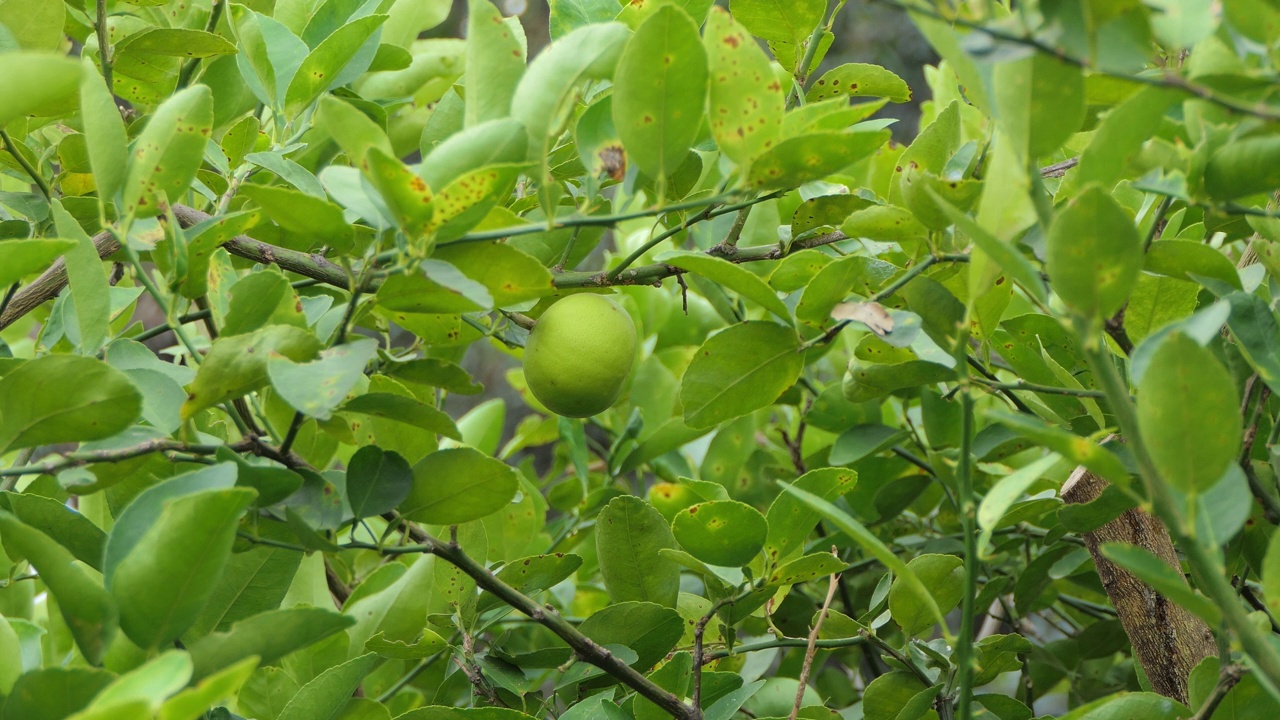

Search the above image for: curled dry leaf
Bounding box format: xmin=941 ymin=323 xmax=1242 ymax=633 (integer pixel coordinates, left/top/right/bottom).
xmin=831 ymin=301 xmax=895 ymax=335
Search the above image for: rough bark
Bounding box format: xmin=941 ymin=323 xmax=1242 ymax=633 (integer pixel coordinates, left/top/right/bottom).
xmin=1061 ymin=465 xmax=1217 ymax=704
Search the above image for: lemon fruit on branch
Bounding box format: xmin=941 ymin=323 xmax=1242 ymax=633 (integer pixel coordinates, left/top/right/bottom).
xmin=523 ymin=294 xmax=638 ymax=418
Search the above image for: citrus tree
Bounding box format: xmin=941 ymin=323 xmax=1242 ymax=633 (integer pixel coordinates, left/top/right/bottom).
xmin=3 ymin=0 xmax=1280 ymax=718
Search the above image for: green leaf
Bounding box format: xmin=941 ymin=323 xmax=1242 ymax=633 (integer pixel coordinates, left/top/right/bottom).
xmin=376 ymin=259 xmax=494 ymax=313
xmin=829 ymin=423 xmax=909 ymax=465
xmin=1058 ymin=692 xmax=1188 ymax=720
xmin=186 ymin=542 xmax=304 ymax=638
xmin=87 ymin=650 xmax=191 ymax=711
xmin=1136 ymin=332 xmax=1241 ymax=493
xmin=578 ymin=601 xmax=684 ymax=670
xmin=766 ymin=551 xmax=846 ymax=586
xmin=681 ymin=322 xmax=804 ymax=430
xmin=550 ymin=0 xmax=621 ymax=38
xmin=0 ymin=52 xmax=80 ymax=125
xmin=976 ymin=455 xmax=1061 ymax=557
xmin=238 ymin=183 xmax=353 ymax=251
xmin=776 ymin=481 xmax=951 ymax=637
xmin=993 ymin=53 xmax=1084 ymax=159
xmin=1225 ymin=292 xmax=1280 ymax=395
xmin=863 ymin=672 xmax=928 ymax=720
xmin=1205 ymin=135 xmax=1280 ymax=201
xmin=387 ymin=358 xmax=484 ymax=395
xmin=346 ymin=445 xmax=413 ymax=520
xmin=79 ymin=61 xmax=127 ymax=205
xmin=1144 ymin=240 xmax=1241 ymax=290
xmin=365 ymin=627 xmax=449 ymax=659
xmin=988 ymin=411 xmax=1131 ymax=486
xmin=384 ymin=0 xmax=451 ymax=47
xmin=419 ymin=118 xmax=528 ymax=190
xmin=596 ymin=495 xmax=681 ymax=607
xmin=510 ymin=22 xmax=629 ymax=212
xmin=704 ymin=7 xmax=785 ymax=165
xmin=1099 ymin=543 xmax=1222 ymax=625
xmin=104 ymin=465 xmax=237 ymax=580
xmin=364 ymin=147 xmax=434 ymax=238
xmin=121 ymin=85 xmax=213 ymax=218
xmin=52 ymin=200 xmax=111 ymax=354
xmin=220 ymin=268 xmax=307 ymax=337
xmin=179 ymin=210 xmax=262 ymax=298
xmin=0 ymin=512 xmax=117 ymax=664
xmin=0 ymin=354 xmax=142 ymax=454
xmin=0 ymin=615 xmax=18 ymax=695
xmin=245 ymin=150 xmax=327 ymax=199
xmin=108 ymin=487 xmax=257 ymax=648
xmin=927 ymin=187 xmax=1048 ymax=304
xmin=400 ymin=447 xmax=518 ymax=524
xmin=477 ymin=553 xmax=584 ymax=613
xmin=657 ymin=250 xmax=791 ymax=322
xmin=1 ymin=668 xmax=114 ymax=720
xmin=276 ymin=653 xmax=379 ymax=720
xmin=764 ymin=467 xmax=858 ymax=566
xmin=116 ymin=28 xmax=238 ymax=57
xmin=0 ymin=238 xmax=75 ymax=288
xmin=1148 ymin=0 xmax=1217 ymax=49
xmin=182 ymin=325 xmax=322 ymax=419
xmin=1046 ymin=184 xmax=1142 ymax=320
xmin=1123 ymin=274 xmax=1200 ymax=343
xmin=1061 ymin=87 xmax=1179 ymax=195
xmin=729 ymin=0 xmax=826 ymax=44
xmin=268 ymin=338 xmax=378 ymax=420
xmin=427 ymin=163 xmax=522 ymax=237
xmin=888 ymin=553 xmax=964 ymax=637
xmin=315 ymin=95 xmax=394 ymax=166
xmin=2 ymin=491 xmax=106 ymax=571
xmin=807 ymin=63 xmax=911 ymax=103
xmin=748 ymin=130 xmax=889 ymax=190
xmin=433 ymin=241 xmax=554 ymax=307
xmin=465 ymin=0 xmax=524 ymax=126
xmin=1263 ymin=530 xmax=1280 ymax=619
xmin=843 ymin=358 xmax=954 ymax=403
xmin=285 ymin=15 xmax=388 ymax=113
xmin=705 ymin=679 xmax=766 ymax=720
xmin=340 ymin=393 xmax=462 ymax=440
xmin=672 ymin=500 xmax=767 ymax=567
xmin=0 ymin=0 xmax=65 ymax=50
xmin=157 ymin=656 xmax=257 ymax=720
xmin=188 ymin=607 xmax=354 ymax=681
xmin=612 ymin=5 xmax=708 ymax=182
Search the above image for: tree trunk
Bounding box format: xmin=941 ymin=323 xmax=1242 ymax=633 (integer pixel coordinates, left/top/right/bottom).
xmin=1061 ymin=465 xmax=1216 ymax=704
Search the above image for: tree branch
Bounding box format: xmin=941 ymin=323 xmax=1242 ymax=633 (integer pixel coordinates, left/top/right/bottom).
xmin=0 ymin=438 xmax=243 ymax=477
xmin=874 ymin=0 xmax=1280 ymax=123
xmin=352 ymin=527 xmax=700 ymax=720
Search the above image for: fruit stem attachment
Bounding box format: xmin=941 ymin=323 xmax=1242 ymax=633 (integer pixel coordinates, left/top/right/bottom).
xmin=501 ymin=311 xmax=537 ymax=331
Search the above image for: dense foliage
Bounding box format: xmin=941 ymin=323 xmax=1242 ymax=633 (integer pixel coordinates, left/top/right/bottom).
xmin=3 ymin=0 xmax=1280 ymax=718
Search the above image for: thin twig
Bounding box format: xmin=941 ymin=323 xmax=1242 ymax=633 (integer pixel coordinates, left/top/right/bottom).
xmin=95 ymin=0 xmax=112 ymax=91
xmin=278 ymin=411 xmax=306 ymax=457
xmin=789 ymin=552 xmax=841 ymax=720
xmin=875 ymin=0 xmax=1280 ymax=122
xmin=176 ymin=0 xmax=223 ymax=89
xmin=0 ymin=438 xmax=242 ymax=477
xmin=0 ymin=130 xmax=51 ymax=200
xmin=1040 ymin=157 xmax=1078 ymax=178
xmin=353 ymin=522 xmax=700 ymax=720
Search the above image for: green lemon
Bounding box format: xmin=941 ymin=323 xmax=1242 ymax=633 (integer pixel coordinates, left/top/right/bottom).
xmin=523 ymin=294 xmax=638 ymax=418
